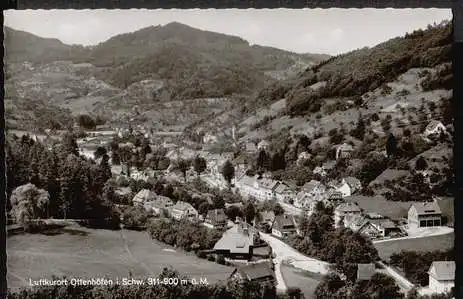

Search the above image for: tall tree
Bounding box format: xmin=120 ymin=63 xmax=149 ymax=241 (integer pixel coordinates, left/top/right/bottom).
xmin=386 ymin=133 xmax=398 ymax=158
xmin=243 ymin=202 xmax=256 ymax=224
xmin=221 ymin=160 xmax=235 ymax=186
xmin=62 ymin=132 xmax=79 ymax=156
xmin=10 ymin=183 xmax=50 ymax=229
xmin=193 ymin=155 xmax=207 ymax=177
xmin=177 ymin=159 xmax=190 ymax=182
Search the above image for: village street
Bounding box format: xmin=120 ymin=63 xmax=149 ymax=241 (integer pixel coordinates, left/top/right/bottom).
xmin=260 ymin=233 xmax=330 ymax=275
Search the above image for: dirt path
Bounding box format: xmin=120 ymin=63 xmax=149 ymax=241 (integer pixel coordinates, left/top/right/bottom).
xmin=119 ymin=229 xmax=155 ymax=276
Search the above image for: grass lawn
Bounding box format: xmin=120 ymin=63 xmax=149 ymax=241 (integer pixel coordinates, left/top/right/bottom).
xmin=7 ymin=225 xmax=233 ymax=290
xmin=374 ymin=231 xmax=454 ymax=262
xmin=280 ymin=264 xmax=323 ymax=299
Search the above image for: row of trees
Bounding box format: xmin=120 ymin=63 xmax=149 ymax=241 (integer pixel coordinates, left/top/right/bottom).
xmin=389 ymin=249 xmax=454 ymax=286
xmin=147 ymin=218 xmax=223 ymax=252
xmin=290 ymin=202 xmax=379 ymax=281
xmin=6 ymin=133 xmax=119 ymax=229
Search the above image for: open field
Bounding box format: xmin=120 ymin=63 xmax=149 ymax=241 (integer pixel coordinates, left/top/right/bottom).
xmin=7 ymin=225 xmax=233 ymax=290
xmin=280 ymin=264 xmax=323 ymax=299
xmin=374 ymin=231 xmax=454 ymax=262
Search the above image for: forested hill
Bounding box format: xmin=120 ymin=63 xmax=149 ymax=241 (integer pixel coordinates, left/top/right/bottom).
xmin=250 ymin=21 xmax=452 ymax=115
xmin=4 ymin=23 xmax=329 ymax=130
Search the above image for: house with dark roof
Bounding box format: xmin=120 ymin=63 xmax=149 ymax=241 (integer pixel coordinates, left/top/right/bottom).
xmin=408 ymin=202 xmax=442 ymax=229
xmin=428 ymin=261 xmax=455 ymax=294
xmin=272 ymin=215 xmax=298 ymax=238
xmin=357 ymin=263 xmax=376 ymax=281
xmin=229 ymin=262 xmax=275 ymax=285
xmin=204 ymin=208 xmax=227 ymax=229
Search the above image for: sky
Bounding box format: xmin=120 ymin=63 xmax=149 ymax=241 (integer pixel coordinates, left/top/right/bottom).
xmin=4 ymin=8 xmax=452 ymax=55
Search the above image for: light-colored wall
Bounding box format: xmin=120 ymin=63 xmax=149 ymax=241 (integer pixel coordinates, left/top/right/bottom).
xmin=429 ymin=276 xmax=454 ymax=294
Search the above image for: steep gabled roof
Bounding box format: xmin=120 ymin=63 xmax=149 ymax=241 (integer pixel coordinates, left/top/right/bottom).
xmin=236 ymin=262 xmax=274 ymax=281
xmin=429 ymin=261 xmax=455 ymax=281
xmin=411 ymin=202 xmax=442 ymax=215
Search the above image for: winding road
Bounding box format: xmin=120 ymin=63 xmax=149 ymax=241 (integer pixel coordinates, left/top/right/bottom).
xmin=259 ymin=232 xmax=330 ymax=293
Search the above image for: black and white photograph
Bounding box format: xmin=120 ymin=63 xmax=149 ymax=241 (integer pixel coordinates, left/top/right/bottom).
xmin=4 ymin=8 xmax=455 ymax=299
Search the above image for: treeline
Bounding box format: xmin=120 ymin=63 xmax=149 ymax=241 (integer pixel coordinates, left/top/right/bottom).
xmin=6 ymin=133 xmax=119 ymax=229
xmin=389 ymin=249 xmax=454 ymax=286
xmin=147 ymin=218 xmax=223 ymax=253
xmin=289 ymin=202 xmax=379 ymax=281
xmin=284 ymin=22 xmax=452 ymax=116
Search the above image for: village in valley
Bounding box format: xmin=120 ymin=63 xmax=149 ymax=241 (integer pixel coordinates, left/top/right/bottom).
xmin=5 ymin=9 xmax=455 ymax=299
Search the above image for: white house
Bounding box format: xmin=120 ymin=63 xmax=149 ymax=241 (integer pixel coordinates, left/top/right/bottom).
xmin=257 ymin=140 xmax=270 ymax=151
xmin=408 ymin=202 xmax=442 ymax=229
xmin=327 ymin=179 xmax=352 ymax=198
xmin=334 ymin=202 xmax=362 ymax=228
xmin=335 ymin=143 xmax=354 ymax=160
xmin=424 ymin=120 xmax=447 ymax=137
xmin=344 ymin=177 xmax=362 ymax=194
xmin=297 ymin=151 xmax=312 ymax=166
xmin=295 ymin=180 xmax=326 ymax=209
xmin=235 ymin=176 xmax=280 ymax=201
xmin=428 ymin=261 xmax=455 ymax=294
xmin=169 ymin=201 xmax=199 ymax=221
xmin=132 ymin=189 xmax=157 ymax=207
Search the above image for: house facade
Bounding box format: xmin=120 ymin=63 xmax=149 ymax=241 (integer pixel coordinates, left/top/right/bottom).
xmin=132 ymin=189 xmax=157 ymax=207
xmin=335 ymin=143 xmax=354 ymax=160
xmin=170 ymin=201 xmax=199 ymax=221
xmin=408 ymin=202 xmax=442 ymax=229
xmin=272 ymin=215 xmax=298 ymax=238
xmin=424 ymin=120 xmax=447 ymax=137
xmin=335 ymin=202 xmax=362 ymax=228
xmin=428 ymin=261 xmax=455 ymax=294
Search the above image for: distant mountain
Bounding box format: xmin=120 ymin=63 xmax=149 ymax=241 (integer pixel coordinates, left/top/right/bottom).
xmin=4 ymin=22 xmax=328 ymax=130
xmin=4 ymin=27 xmax=88 ymax=64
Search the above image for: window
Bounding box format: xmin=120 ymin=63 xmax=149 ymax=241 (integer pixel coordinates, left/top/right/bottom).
xmin=434 ymin=220 xmax=441 ymax=226
xmin=427 ymin=220 xmax=434 ymax=227
xmin=420 ymin=220 xmax=427 ymax=227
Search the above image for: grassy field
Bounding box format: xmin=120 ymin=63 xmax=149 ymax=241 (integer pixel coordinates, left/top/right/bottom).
xmin=280 ymin=264 xmax=323 ymax=299
xmin=7 ymin=225 xmax=233 ymax=290
xmin=374 ymin=231 xmax=454 ymax=262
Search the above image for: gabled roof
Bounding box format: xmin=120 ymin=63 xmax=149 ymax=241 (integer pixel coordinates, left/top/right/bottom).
xmin=335 ymin=202 xmax=362 ymax=213
xmin=345 ymin=176 xmax=362 ymax=189
xmin=357 ymin=263 xmax=376 ymax=281
xmin=236 ymin=262 xmax=274 ymax=281
xmin=411 ymin=202 xmax=442 ymax=215
xmin=151 ymin=196 xmax=174 ymax=209
xmin=259 ymin=211 xmax=275 ymax=222
xmin=258 ymin=178 xmax=280 ymax=191
xmin=133 ymin=189 xmax=157 ymax=204
xmin=273 ymin=215 xmax=296 ymax=231
xmin=429 ymin=261 xmax=455 ymax=281
xmin=426 ymin=120 xmax=445 ymax=132
xmin=172 ymin=201 xmax=197 ymax=213
xmin=302 ymin=180 xmax=324 ymax=193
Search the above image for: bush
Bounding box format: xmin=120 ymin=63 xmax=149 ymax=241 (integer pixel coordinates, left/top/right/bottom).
xmin=216 ymin=254 xmax=226 ymax=265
